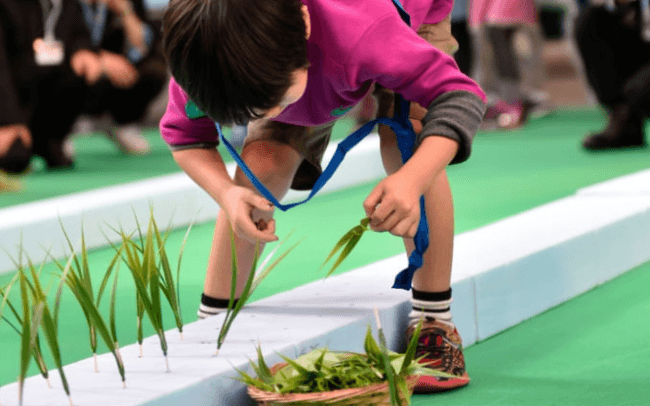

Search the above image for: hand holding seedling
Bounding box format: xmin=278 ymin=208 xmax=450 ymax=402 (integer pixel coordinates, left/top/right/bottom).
xmin=364 ymin=171 xmax=421 ymax=238
xmin=221 ymin=185 xmax=278 ymax=243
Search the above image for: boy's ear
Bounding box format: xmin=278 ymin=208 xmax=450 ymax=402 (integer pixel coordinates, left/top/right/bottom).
xmin=302 ymin=5 xmax=311 ymax=40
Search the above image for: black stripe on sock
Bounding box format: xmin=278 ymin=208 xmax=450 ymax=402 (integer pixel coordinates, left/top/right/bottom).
xmin=412 ymin=306 xmax=450 ymax=313
xmin=201 ymin=293 xmax=238 ymax=309
xmin=412 ymin=288 xmax=452 ymax=302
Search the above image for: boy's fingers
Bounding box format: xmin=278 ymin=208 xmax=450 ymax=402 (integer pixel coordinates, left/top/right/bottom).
xmin=363 ymin=186 xmax=384 ymax=217
xmin=250 ymin=195 xmax=275 ymax=212
xmin=239 ymin=221 xmax=277 ymax=243
xmin=266 ymin=219 xmax=277 ymax=235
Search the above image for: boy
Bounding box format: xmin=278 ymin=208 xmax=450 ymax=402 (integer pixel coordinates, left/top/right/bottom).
xmin=160 ymin=0 xmax=486 ymax=392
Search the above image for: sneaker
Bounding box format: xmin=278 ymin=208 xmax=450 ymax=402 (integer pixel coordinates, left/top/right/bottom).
xmin=496 ymin=99 xmax=531 ymax=130
xmin=108 ymin=125 xmax=151 ymax=155
xmin=406 ymin=318 xmax=470 ymax=393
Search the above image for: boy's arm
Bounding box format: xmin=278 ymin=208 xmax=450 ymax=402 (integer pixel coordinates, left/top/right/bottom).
xmin=353 ymin=14 xmax=487 ymax=165
xmin=160 ymin=80 xmax=277 ymax=242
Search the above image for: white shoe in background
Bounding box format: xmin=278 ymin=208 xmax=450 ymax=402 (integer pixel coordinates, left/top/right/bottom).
xmin=108 ymin=124 xmax=151 ymax=155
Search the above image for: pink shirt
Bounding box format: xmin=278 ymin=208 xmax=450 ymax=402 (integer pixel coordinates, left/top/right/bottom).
xmin=468 ymin=0 xmax=537 ymax=28
xmin=161 ymin=0 xmax=486 ymax=147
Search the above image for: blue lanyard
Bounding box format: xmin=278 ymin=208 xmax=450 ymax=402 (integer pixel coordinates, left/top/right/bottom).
xmin=81 ymin=2 xmax=108 ymax=47
xmin=217 ymin=0 xmax=427 ymax=290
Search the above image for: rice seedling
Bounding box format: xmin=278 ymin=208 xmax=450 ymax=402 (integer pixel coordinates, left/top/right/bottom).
xmin=13 ymin=257 xmax=75 ymax=406
xmin=116 ymin=220 xmax=170 ymax=371
xmin=321 ymin=217 xmax=370 ymax=277
xmin=238 ymin=310 xmax=451 ymax=405
xmin=53 ymin=249 xmax=127 ymax=386
xmin=0 ymin=276 xmax=51 ymax=389
xmin=216 ymin=228 xmax=301 ymax=355
xmin=54 ymin=224 xmax=99 ymax=372
xmin=49 ymin=223 xmax=125 ymax=382
xmin=150 ymin=215 xmax=193 ymax=341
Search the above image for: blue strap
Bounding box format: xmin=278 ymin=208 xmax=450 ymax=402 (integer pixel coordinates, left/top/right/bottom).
xmin=80 ymin=2 xmax=108 ymax=47
xmin=390 ymin=0 xmax=411 ymax=26
xmin=216 ymin=0 xmax=428 ymax=290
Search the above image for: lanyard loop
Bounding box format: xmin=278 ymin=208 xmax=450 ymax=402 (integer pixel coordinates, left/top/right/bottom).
xmin=39 ymin=0 xmax=63 ymax=42
xmin=80 ymin=2 xmax=109 ymax=46
xmin=217 ymin=0 xmax=427 ymax=290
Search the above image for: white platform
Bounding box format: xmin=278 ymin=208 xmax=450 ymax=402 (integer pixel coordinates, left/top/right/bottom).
xmin=3 ymin=166 xmax=650 ymax=405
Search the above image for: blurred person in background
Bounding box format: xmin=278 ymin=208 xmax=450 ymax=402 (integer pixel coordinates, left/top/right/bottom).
xmin=451 ymin=0 xmax=473 ymax=75
xmin=0 ymin=0 xmax=102 ymax=179
xmin=469 ymin=0 xmax=551 ymax=129
xmin=575 ymin=0 xmax=650 ymax=150
xmin=77 ymin=0 xmax=167 ymax=155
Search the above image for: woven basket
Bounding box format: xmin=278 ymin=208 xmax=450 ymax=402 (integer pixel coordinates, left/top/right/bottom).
xmin=248 ymin=362 xmax=419 ymax=406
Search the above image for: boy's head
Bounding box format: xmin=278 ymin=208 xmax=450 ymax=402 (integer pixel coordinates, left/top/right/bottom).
xmin=163 ymin=0 xmax=311 ymax=125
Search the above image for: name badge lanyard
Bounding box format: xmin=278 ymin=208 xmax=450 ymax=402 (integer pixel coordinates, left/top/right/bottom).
xmin=217 ymin=0 xmax=428 ymax=291
xmin=39 ymin=0 xmax=63 ymax=43
xmin=80 ymin=1 xmax=109 ymax=46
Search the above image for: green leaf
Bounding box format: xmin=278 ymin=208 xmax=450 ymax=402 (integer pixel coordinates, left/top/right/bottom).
xmin=255 ymin=344 xmax=274 ymax=384
xmin=109 ymin=263 xmax=120 ymax=343
xmin=321 ymin=227 xmax=357 ymax=268
xmin=152 ymin=215 xmax=182 ymax=333
xmin=18 ymin=273 xmax=34 ymax=402
xmin=251 ymin=239 xmax=302 ymax=293
xmin=374 ymin=309 xmax=402 ymax=406
xmin=364 ymin=324 xmax=383 ymax=362
xmin=401 ymin=317 xmax=423 ymax=376
xmin=324 ymin=232 xmax=363 ymax=278
xmin=96 ymin=247 xmax=123 ymax=306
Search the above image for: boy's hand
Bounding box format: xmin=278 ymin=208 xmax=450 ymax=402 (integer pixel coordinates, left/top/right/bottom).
xmin=222 ymin=186 xmax=278 ymax=243
xmin=70 ymin=50 xmax=103 ymax=85
xmin=363 ymin=171 xmax=421 ymax=238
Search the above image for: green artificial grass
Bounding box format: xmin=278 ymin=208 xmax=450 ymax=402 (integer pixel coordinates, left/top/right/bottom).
xmin=2 ymin=107 xmax=650 ymax=398
xmin=413 ymin=259 xmax=650 ymax=406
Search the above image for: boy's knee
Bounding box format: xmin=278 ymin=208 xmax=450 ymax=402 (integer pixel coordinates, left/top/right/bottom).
xmin=239 ymin=140 xmax=300 ymax=185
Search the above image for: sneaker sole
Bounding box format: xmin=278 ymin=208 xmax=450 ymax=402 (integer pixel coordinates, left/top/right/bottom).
xmin=413 ymin=372 xmax=470 ymax=394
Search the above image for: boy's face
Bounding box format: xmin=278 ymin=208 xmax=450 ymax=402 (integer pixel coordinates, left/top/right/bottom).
xmin=256 ymin=68 xmax=309 ymax=119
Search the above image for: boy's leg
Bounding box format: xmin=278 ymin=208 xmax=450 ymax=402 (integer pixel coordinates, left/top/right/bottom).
xmin=199 ymin=138 xmax=302 ymax=316
xmin=373 ymin=10 xmax=469 ymax=388
xmin=376 ymin=112 xmax=468 ymax=392
xmin=199 ymin=120 xmax=334 ymax=318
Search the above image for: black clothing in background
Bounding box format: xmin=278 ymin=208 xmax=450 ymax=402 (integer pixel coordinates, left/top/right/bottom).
xmin=575 ymin=5 xmax=650 ymax=113
xmin=82 ymin=0 xmax=167 ymax=126
xmin=0 ymin=0 xmax=92 ymax=170
xmin=451 ymin=20 xmax=473 ymax=76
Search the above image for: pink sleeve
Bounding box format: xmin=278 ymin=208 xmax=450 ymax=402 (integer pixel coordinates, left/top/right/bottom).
xmin=159 ymin=78 xmax=219 ymax=147
xmin=349 ymin=13 xmax=486 ymax=109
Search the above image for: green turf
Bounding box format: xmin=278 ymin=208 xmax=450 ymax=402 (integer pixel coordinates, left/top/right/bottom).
xmin=413 ymin=259 xmax=650 ymax=406
xmin=2 ymin=107 xmax=650 ymax=397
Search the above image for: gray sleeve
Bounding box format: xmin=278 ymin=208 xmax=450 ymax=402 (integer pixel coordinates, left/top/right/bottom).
xmin=417 ymin=91 xmax=486 ymax=165
xmin=169 ymin=141 xmax=220 ymax=151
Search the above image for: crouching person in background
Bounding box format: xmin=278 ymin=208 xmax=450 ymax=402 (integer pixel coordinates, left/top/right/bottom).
xmin=0 ymin=0 xmax=102 ymax=177
xmin=78 ymin=0 xmax=168 ymax=155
